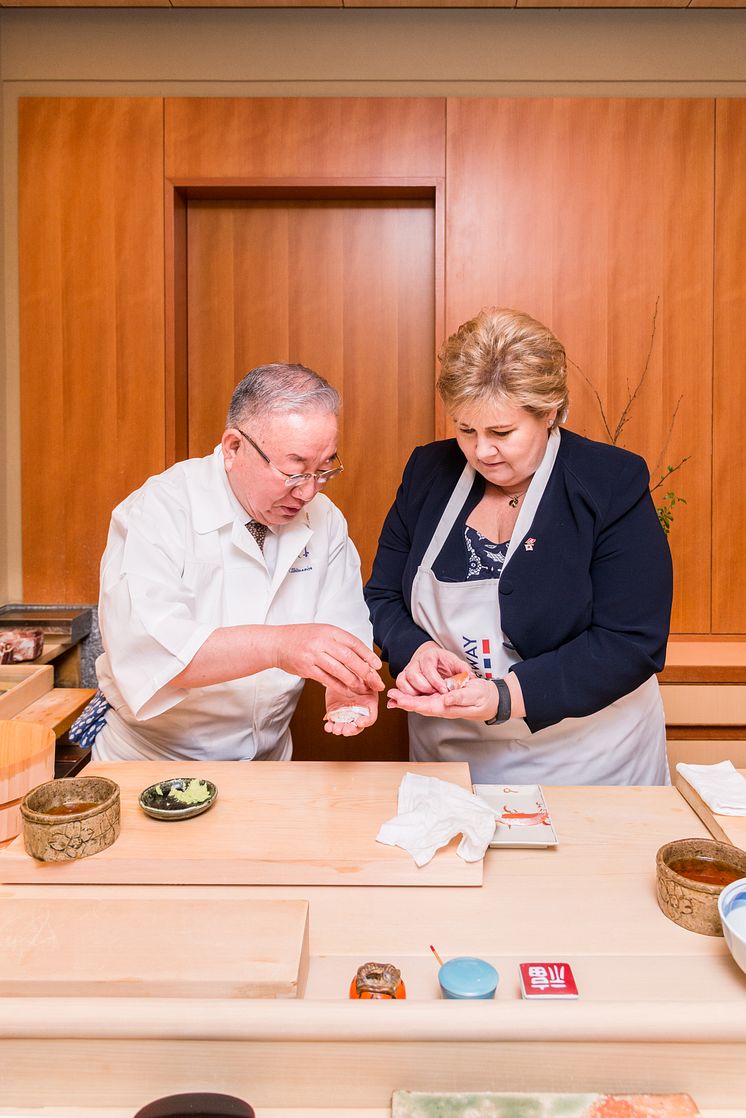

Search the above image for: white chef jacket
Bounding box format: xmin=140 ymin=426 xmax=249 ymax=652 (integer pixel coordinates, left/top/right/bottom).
xmin=94 ymin=446 xmax=373 ymax=762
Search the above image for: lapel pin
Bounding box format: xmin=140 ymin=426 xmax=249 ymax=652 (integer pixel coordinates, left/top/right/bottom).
xmin=524 ymin=538 xmax=536 ymax=552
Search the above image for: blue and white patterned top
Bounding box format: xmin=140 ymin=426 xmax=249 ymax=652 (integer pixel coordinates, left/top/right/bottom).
xmin=464 ymin=525 xmax=509 ymax=581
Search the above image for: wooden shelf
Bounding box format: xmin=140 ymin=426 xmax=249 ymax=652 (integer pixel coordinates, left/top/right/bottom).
xmin=660 ymin=638 xmax=746 ymax=683
xmin=10 ymin=687 xmax=96 ymax=737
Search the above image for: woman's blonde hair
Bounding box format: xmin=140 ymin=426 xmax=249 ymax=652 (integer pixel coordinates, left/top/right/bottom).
xmin=437 ymin=307 xmax=569 ymax=427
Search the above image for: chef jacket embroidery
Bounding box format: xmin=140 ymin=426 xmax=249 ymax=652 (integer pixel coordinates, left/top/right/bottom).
xmin=290 ymin=545 xmax=312 ymax=574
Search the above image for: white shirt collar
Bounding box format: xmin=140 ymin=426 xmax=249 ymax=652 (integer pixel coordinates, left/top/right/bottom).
xmin=191 ymin=446 xmax=313 ymax=541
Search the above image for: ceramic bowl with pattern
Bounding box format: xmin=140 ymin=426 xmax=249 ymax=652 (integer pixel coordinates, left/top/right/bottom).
xmin=655 ymin=837 xmax=746 ymax=936
xmin=21 ymin=776 xmax=120 ymax=861
xmin=138 ymin=776 xmax=218 ymax=821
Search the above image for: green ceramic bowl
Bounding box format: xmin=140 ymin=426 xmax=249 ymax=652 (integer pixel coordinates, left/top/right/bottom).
xmin=138 ymin=777 xmax=218 ymax=821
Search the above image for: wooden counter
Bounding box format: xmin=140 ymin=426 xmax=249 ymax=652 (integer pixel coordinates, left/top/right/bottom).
xmin=0 ymin=772 xmax=745 ymax=1114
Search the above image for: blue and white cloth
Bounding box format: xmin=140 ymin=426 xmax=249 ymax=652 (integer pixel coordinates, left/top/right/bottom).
xmin=69 ymin=689 xmax=111 ymax=750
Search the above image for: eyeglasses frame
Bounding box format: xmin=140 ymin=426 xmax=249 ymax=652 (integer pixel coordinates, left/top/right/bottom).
xmin=234 ymin=426 xmax=344 ymax=489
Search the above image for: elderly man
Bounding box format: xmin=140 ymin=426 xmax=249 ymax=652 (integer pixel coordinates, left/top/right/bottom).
xmin=83 ymin=363 xmax=382 ymax=762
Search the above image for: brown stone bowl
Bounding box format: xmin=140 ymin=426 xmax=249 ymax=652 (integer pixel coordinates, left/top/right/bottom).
xmin=656 ymin=837 xmax=746 ymax=936
xmin=20 ymin=776 xmax=120 ymax=862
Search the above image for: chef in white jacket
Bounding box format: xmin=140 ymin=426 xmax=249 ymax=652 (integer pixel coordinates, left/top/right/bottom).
xmin=91 ymin=363 xmax=383 ymax=763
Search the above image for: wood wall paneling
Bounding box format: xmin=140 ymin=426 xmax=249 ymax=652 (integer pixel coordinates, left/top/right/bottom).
xmin=19 ymin=97 xmax=166 ymax=603
xmin=18 ymin=93 xmax=739 ymax=686
xmin=165 ymin=98 xmax=446 ymax=180
xmin=444 ymin=97 xmax=713 ymax=632
xmin=713 ymin=100 xmax=746 ymax=632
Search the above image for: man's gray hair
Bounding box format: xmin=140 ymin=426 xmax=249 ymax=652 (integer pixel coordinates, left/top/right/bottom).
xmin=227 ymin=363 xmax=340 ymax=428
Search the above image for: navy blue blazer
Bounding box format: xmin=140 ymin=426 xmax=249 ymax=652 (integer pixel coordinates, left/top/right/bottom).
xmin=364 ymin=428 xmax=673 ymax=733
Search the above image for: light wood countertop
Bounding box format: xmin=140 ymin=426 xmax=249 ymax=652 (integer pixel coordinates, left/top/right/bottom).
xmin=0 ymin=774 xmax=745 ymax=1112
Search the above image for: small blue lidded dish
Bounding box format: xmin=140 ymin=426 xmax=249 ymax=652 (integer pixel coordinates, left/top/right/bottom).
xmin=438 ymin=956 xmax=499 ymax=1000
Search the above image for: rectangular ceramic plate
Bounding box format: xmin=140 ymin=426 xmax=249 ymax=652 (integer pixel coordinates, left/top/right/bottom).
xmin=392 ymin=1092 xmax=699 ymax=1117
xmin=473 ymin=783 xmax=559 ymax=848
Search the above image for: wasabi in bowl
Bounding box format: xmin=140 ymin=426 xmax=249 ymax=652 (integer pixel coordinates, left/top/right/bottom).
xmin=139 ymin=777 xmax=218 ymax=821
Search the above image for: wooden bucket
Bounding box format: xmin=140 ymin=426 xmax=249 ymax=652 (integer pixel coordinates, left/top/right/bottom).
xmin=0 ymin=721 xmax=56 ymax=842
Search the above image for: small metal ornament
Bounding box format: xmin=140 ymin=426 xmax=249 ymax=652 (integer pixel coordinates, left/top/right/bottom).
xmin=349 ymin=961 xmax=406 ymax=999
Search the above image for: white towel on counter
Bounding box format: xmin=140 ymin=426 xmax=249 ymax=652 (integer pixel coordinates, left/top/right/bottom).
xmin=676 ymin=760 xmax=746 ymax=816
xmin=376 ymin=772 xmax=496 ymax=867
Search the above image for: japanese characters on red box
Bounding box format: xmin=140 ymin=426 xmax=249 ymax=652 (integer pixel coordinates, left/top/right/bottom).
xmin=519 ymin=962 xmax=578 ymax=999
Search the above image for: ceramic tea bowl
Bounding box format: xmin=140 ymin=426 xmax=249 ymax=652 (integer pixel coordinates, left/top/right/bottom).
xmin=656 ymin=837 xmax=746 ymax=936
xmin=20 ymin=775 xmax=120 ymax=862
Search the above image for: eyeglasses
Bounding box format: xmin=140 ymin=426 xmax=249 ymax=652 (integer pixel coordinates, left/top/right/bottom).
xmin=235 ymin=426 xmax=344 ymax=489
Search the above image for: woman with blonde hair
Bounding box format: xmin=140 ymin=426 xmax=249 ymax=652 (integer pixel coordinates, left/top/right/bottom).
xmin=365 ymin=307 xmax=672 ymax=784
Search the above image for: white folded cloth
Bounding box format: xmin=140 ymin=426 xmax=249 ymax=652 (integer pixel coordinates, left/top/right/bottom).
xmin=676 ymin=760 xmax=746 ymax=816
xmin=376 ymin=772 xmax=496 ymax=867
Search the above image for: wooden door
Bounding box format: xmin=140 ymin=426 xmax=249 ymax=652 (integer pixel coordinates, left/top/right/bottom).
xmin=186 ymin=197 xmax=435 ymax=760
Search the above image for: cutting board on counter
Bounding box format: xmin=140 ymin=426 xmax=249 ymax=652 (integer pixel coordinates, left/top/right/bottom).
xmin=674 ymin=766 xmax=746 ymax=850
xmin=0 ymin=760 xmax=483 ymax=886
xmin=0 ymin=896 xmax=309 ymax=998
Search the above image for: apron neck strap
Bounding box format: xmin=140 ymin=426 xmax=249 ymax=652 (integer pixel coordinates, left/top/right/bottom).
xmin=420 ymin=461 xmax=476 ymax=570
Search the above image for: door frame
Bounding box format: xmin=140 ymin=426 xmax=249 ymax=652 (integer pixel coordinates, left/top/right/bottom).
xmin=164 ymin=177 xmax=446 ymax=467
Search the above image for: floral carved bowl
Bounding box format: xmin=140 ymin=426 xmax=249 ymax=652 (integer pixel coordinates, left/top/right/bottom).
xmin=656 ymin=837 xmax=746 ymax=937
xmin=20 ymin=776 xmax=120 ymax=862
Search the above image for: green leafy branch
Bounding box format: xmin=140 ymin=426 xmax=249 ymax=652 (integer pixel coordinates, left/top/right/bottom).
xmin=653 ymin=482 xmax=688 ymax=536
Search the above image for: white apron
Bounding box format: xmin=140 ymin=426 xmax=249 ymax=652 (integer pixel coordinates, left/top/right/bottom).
xmin=408 ymin=430 xmax=669 ymax=786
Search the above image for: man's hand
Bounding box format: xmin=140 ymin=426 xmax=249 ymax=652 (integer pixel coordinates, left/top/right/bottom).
xmin=273 ymin=624 xmax=384 ymax=693
xmin=395 ymin=642 xmax=473 ymax=697
xmin=323 ymin=687 xmax=379 ymax=737
xmin=387 ymin=676 xmax=499 ymax=720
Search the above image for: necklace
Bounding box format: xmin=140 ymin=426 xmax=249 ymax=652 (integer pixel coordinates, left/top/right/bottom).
xmin=505 ymin=487 xmax=530 ymax=509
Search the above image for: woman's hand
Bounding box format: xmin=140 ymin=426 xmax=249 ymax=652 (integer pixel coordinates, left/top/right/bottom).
xmin=323 ymin=687 xmax=379 ymax=737
xmin=396 ymin=642 xmax=474 ymax=697
xmin=387 ymin=676 xmax=499 ymax=720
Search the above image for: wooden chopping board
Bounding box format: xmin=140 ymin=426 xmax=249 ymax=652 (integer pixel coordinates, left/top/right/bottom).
xmin=0 ymin=896 xmax=308 ymax=998
xmin=673 ymin=766 xmax=746 ymax=850
xmin=0 ymin=761 xmax=483 ymax=886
